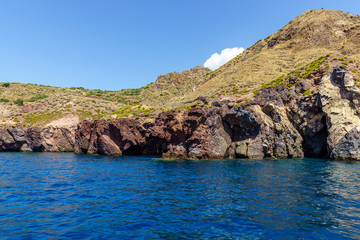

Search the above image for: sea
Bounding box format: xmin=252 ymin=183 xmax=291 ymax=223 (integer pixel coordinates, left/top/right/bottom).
xmin=0 ymin=153 xmax=359 ymax=239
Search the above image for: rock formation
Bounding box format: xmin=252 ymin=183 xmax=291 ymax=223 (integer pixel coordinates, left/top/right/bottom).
xmin=2 ymin=65 xmax=360 ymax=161
xmin=2 ymin=10 xmax=360 ymax=161
xmin=74 ymin=108 xmax=233 ymax=159
xmin=0 ymin=127 xmax=74 ymax=152
xmin=74 ymin=105 xmax=305 ymax=159
xmin=72 ymin=64 xmax=360 ymax=161
xmin=2 ymin=64 xmax=360 ymax=161
xmin=319 ymin=67 xmax=360 ymax=160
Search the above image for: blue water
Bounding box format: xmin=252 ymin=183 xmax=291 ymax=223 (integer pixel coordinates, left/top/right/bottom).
xmin=0 ymin=154 xmax=360 ymax=239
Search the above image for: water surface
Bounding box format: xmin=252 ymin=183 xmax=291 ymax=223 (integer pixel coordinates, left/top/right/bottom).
xmin=0 ymin=153 xmax=360 ymax=239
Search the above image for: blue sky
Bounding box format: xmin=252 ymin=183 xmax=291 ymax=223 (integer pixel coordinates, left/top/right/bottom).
xmin=0 ymin=0 xmax=359 ymax=90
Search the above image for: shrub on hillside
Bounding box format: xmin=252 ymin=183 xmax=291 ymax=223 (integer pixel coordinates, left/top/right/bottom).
xmin=14 ymin=98 xmax=24 ymax=106
xmin=26 ymin=94 xmax=49 ymax=102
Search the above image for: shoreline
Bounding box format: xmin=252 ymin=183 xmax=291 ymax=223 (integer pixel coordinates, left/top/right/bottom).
xmin=2 ymin=67 xmax=360 ymax=161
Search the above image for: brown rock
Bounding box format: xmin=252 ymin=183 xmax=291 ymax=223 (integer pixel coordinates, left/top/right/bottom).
xmin=0 ymin=126 xmax=74 ymax=152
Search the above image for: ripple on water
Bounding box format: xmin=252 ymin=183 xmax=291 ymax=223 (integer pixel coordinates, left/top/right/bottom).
xmin=0 ymin=153 xmax=359 ymax=239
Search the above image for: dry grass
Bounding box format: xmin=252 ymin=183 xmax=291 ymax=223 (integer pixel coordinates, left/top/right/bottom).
xmin=184 ymin=9 xmax=360 ymax=101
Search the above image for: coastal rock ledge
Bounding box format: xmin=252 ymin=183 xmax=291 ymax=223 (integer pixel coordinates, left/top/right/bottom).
xmin=74 ymin=67 xmax=360 ymax=161
xmin=2 ymin=67 xmax=360 ymax=161
xmin=74 ymin=106 xmax=305 ymax=159
xmin=0 ymin=127 xmax=74 ymax=152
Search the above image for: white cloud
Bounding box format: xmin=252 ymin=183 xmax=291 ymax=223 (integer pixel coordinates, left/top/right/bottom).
xmin=204 ymin=47 xmax=245 ymax=70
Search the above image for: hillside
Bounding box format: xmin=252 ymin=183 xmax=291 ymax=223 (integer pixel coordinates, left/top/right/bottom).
xmin=1 ymin=9 xmax=360 ymax=128
xmin=0 ymin=66 xmax=211 ymax=127
xmin=184 ymin=9 xmax=360 ymax=100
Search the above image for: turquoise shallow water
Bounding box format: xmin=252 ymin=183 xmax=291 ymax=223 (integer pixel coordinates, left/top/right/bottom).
xmin=0 ymin=153 xmax=360 ymax=239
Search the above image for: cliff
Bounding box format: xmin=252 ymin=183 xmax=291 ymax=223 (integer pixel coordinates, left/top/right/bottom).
xmin=2 ymin=63 xmax=360 ymax=160
xmin=0 ymin=126 xmax=74 ymax=152
xmin=71 ymin=54 xmax=360 ymax=160
xmin=2 ymin=9 xmax=360 ymax=161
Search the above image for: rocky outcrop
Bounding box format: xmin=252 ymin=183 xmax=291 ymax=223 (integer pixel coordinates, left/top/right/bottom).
xmin=74 ymin=105 xmax=304 ymax=159
xmin=330 ymin=127 xmax=360 ymax=161
xmin=319 ymin=67 xmax=360 ymax=160
xmin=3 ymin=66 xmax=360 ymax=161
xmin=75 ymin=119 xmax=146 ymax=156
xmin=75 ymin=108 xmax=233 ymax=159
xmin=73 ymin=66 xmax=360 ymax=161
xmin=0 ymin=127 xmax=74 ymax=152
xmin=223 ymin=105 xmax=303 ymax=159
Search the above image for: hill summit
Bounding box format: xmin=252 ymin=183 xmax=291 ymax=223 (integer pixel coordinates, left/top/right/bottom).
xmin=186 ymin=9 xmax=360 ymax=99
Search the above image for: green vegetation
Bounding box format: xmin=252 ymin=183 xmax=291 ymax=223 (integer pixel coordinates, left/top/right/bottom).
xmin=26 ymin=94 xmax=49 ymax=102
xmin=209 ymin=68 xmax=221 ymax=78
xmin=0 ymin=98 xmax=9 ymax=103
xmin=2 ymin=82 xmax=10 ymax=87
xmin=117 ymin=99 xmax=129 ymax=104
xmin=86 ymin=90 xmax=104 ymax=97
xmin=252 ymin=54 xmax=332 ymax=98
xmin=70 ymin=87 xmax=85 ymax=90
xmin=253 ymin=76 xmax=284 ymax=97
xmin=24 ymin=112 xmax=63 ymax=126
xmin=293 ymin=55 xmax=330 ymax=79
xmin=76 ymin=109 xmax=98 ymax=120
xmin=303 ymin=90 xmax=311 ymax=96
xmin=14 ymin=98 xmax=24 ymax=106
xmin=122 ymin=88 xmax=141 ymax=96
xmin=110 ymin=105 xmax=157 ymax=118
xmin=239 ymin=90 xmax=250 ymax=95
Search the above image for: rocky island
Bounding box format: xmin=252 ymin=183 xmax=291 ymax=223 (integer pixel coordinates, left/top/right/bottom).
xmin=1 ymin=9 xmax=360 ymax=160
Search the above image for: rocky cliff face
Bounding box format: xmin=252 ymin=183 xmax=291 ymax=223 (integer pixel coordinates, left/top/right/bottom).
xmin=74 ymin=108 xmax=233 ymax=159
xmin=2 ymin=65 xmax=360 ymax=161
xmin=319 ymin=67 xmax=360 ymax=160
xmin=73 ymin=64 xmax=360 ymax=161
xmin=73 ymin=104 xmax=305 ymax=159
xmin=0 ymin=127 xmax=74 ymax=152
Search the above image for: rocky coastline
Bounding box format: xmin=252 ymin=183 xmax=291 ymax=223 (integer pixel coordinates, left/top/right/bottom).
xmin=0 ymin=126 xmax=74 ymax=153
xmin=1 ymin=67 xmax=360 ymax=161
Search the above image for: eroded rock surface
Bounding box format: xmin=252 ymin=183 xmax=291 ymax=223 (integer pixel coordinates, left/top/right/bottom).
xmin=73 ymin=67 xmax=360 ymax=161
xmin=0 ymin=127 xmax=74 ymax=152
xmin=75 ymin=108 xmax=233 ymax=159
xmin=319 ymin=67 xmax=360 ymax=160
xmin=3 ymin=67 xmax=360 ymax=161
xmin=75 ymin=105 xmax=304 ymax=159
